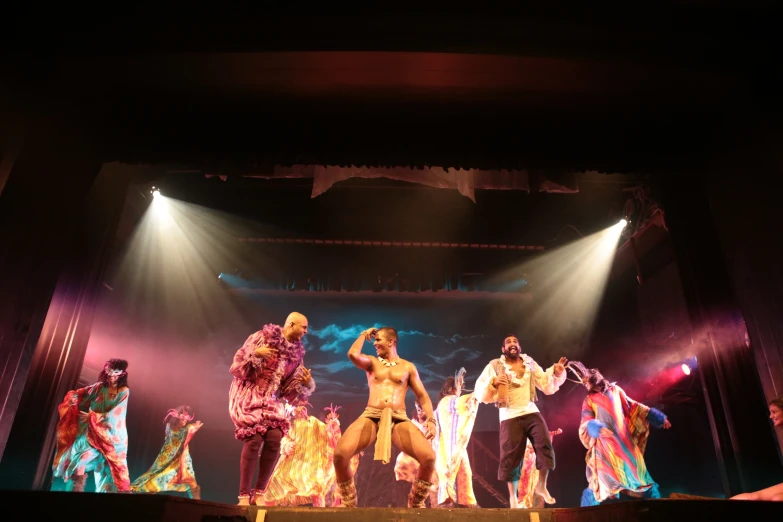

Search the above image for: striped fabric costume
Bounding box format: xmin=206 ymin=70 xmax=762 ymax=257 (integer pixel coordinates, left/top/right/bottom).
xmin=229 ymin=324 xmax=315 ymax=441
xmin=262 ymin=409 xmax=358 ymax=507
xmin=578 ymin=384 xmax=665 ymax=506
xmin=230 ymin=320 xmax=315 ymax=502
xmin=433 ymin=393 xmax=479 ymax=507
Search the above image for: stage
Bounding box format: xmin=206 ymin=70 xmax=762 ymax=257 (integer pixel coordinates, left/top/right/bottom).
xmin=8 ymin=491 xmax=782 ymax=522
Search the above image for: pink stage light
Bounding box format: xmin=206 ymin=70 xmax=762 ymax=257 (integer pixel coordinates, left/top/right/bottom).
xmin=681 ymin=363 xmax=691 ymax=376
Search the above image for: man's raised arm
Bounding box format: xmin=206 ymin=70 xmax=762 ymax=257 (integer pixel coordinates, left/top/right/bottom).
xmin=348 ymin=328 xmax=375 ymax=371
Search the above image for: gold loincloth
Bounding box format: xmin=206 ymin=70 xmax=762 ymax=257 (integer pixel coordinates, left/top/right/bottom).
xmin=360 ymin=406 xmax=410 ymax=465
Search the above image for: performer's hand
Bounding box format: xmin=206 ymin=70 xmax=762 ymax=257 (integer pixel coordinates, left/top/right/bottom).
xmin=553 ymin=357 xmax=568 ymax=376
xmin=190 ymin=421 xmax=204 ymax=432
xmin=663 ymin=419 xmax=672 ymax=429
xmin=552 ymin=428 xmax=563 ymax=436
xmin=424 ymin=425 xmax=436 ymax=441
xmin=298 ymin=367 xmax=312 ymax=386
xmin=79 ymin=410 xmax=102 ymax=422
xmin=361 ymin=328 xmax=378 ymax=341
xmin=599 ymin=427 xmax=613 ymax=438
xmin=254 ymin=344 xmax=278 ymax=359
xmin=494 ymin=374 xmax=509 ymax=387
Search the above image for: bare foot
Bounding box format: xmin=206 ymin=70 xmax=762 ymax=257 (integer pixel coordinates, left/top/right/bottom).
xmin=535 ymin=487 xmax=556 ymax=505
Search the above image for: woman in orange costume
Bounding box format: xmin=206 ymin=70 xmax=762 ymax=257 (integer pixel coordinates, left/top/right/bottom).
xmin=52 ymin=359 xmax=131 ymax=493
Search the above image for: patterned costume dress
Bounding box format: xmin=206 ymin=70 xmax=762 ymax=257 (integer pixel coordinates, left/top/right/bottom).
xmin=229 ymin=324 xmax=315 ymax=440
xmin=131 ymin=422 xmax=200 ymax=498
xmin=434 ymin=393 xmax=479 ymax=507
xmin=578 ymin=384 xmax=665 ymax=506
xmin=52 ymin=383 xmax=130 ymax=492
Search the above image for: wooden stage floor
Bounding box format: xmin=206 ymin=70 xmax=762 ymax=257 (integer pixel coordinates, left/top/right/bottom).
xmin=5 ymin=490 xmax=782 ymax=522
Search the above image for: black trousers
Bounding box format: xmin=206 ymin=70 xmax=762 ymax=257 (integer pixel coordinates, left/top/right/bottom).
xmin=498 ymin=412 xmax=555 ymax=482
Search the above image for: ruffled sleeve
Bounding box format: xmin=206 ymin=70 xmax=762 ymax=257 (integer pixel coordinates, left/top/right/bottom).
xmin=229 ymin=331 xmax=267 ymax=380
xmin=530 ymin=358 xmax=567 ymax=395
xmin=473 ymin=362 xmax=498 ymax=404
xmin=53 ymin=384 xmax=95 ymax=469
xmin=280 ymin=364 xmax=315 ymax=405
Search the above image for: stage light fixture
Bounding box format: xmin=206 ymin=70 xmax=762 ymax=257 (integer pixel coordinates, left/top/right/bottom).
xmin=681 ymin=363 xmax=691 ymax=376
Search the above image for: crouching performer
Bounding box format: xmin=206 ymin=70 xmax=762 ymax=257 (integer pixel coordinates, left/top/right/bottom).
xmin=333 ymin=327 xmax=436 ymax=508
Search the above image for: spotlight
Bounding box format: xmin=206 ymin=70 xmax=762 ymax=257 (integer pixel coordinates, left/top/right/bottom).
xmin=152 ymin=189 xmax=161 ymax=198
xmin=619 ymin=219 xmax=628 ymax=227
xmin=681 ymin=363 xmax=691 ymax=376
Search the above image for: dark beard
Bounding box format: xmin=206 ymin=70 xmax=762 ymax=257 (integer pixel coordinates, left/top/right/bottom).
xmin=503 ymin=350 xmax=520 ymax=360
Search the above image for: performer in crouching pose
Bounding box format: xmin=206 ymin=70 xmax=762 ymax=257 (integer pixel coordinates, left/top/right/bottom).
xmin=333 ymin=327 xmax=436 ymax=508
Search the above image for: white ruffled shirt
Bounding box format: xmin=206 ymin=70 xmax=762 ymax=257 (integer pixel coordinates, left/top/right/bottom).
xmin=474 ymin=354 xmax=566 ymax=422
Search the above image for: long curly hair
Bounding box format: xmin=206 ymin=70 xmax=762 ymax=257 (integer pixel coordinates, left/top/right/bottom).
xmin=98 ymin=358 xmax=129 ymax=388
xmin=439 ymin=376 xmax=458 ymax=403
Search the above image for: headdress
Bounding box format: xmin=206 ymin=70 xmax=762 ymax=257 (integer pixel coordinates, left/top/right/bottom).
xmin=324 ymin=403 xmax=342 ymax=418
xmin=454 ymin=367 xmax=472 ymax=392
xmin=163 ymin=406 xmax=194 ymax=424
xmin=566 ymin=361 xmax=614 ymax=391
xmin=566 ymin=361 xmax=591 ymax=385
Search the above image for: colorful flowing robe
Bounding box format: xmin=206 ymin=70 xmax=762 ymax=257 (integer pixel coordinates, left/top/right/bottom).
xmin=52 ymin=383 xmax=130 ymax=492
xmin=262 ymin=415 xmax=359 ymax=506
xmin=229 ymin=324 xmax=316 ymax=440
xmin=578 ymin=385 xmax=665 ymax=505
xmin=517 ymin=430 xmax=560 ymax=508
xmin=434 ymin=393 xmax=479 ymax=506
xmin=131 ymin=423 xmax=199 ymax=497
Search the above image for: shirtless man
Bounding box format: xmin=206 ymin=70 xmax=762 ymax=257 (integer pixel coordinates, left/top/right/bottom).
xmin=333 ymin=327 xmax=436 ymax=508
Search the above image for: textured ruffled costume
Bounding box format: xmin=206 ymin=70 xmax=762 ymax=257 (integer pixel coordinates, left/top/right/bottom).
xmin=579 ymin=385 xmax=665 ymax=505
xmin=229 ymin=324 xmax=315 ymax=440
xmin=433 ymin=393 xmax=479 ymax=507
xmin=131 ymin=422 xmax=200 ymax=498
xmin=263 ymin=413 xmax=358 ymax=506
xmin=52 ymin=383 xmax=130 ymax=492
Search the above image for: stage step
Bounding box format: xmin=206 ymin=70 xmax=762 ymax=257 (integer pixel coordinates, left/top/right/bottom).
xmin=3 ymin=491 xmax=781 ymax=522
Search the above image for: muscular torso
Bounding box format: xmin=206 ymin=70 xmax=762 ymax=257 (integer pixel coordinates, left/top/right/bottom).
xmin=365 ymin=358 xmax=411 ymax=411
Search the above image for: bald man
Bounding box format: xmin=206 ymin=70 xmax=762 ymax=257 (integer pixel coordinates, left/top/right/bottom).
xmin=229 ymin=312 xmax=315 ymax=505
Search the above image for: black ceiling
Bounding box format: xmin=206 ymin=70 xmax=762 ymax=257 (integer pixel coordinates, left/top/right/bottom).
xmin=3 ymin=4 xmax=780 ymax=172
